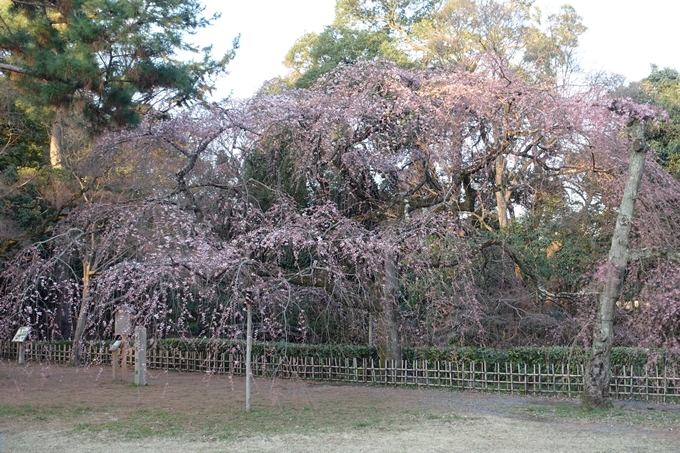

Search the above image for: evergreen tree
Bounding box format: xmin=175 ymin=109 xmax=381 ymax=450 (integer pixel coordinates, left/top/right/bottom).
xmin=641 ymin=66 xmax=680 ymax=179
xmin=284 ymin=25 xmax=410 ymax=89
xmin=0 ymin=0 xmax=237 ymax=167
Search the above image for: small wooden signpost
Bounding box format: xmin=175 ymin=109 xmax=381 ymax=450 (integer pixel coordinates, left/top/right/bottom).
xmin=112 ymin=307 xmax=132 ymax=382
xmin=12 ymin=327 xmax=31 ymax=365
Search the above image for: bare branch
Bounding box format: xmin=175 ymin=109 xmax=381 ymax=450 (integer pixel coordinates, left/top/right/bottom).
xmin=0 ymin=63 xmax=26 ymax=74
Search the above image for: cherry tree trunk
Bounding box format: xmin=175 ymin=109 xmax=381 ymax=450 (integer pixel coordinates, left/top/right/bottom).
xmin=378 ymin=251 xmax=401 ymax=363
xmin=583 ymin=122 xmax=648 ymax=408
xmin=71 ymin=260 xmax=91 ymax=366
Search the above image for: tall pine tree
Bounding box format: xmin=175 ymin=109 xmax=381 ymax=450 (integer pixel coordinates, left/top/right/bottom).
xmin=0 ymin=0 xmax=237 ymax=167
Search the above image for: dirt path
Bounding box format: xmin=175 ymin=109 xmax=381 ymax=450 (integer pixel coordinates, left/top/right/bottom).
xmin=1 ymin=360 xmax=679 ymax=452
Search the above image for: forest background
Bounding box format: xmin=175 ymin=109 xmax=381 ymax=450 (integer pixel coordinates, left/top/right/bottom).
xmin=0 ymin=0 xmax=679 ymax=407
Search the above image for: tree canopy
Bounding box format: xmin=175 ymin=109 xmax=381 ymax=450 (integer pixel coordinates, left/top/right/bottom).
xmin=284 ymin=0 xmax=586 ymax=87
xmin=639 ymin=66 xmax=680 ymax=178
xmin=3 ymin=60 xmax=678 ymax=365
xmin=0 ymin=0 xmax=237 ymax=166
xmin=284 ymin=25 xmax=410 ymax=89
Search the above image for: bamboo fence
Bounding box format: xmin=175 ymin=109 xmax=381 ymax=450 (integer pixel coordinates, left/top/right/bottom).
xmin=1 ymin=340 xmax=678 ymax=403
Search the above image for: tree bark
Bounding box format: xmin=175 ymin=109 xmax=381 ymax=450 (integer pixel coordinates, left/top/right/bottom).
xmin=0 ymin=63 xmax=26 ymax=74
xmin=71 ymin=258 xmax=91 ymax=366
xmin=378 ymin=250 xmax=401 ymax=363
xmin=50 ymin=109 xmax=65 ymax=168
xmin=583 ymin=122 xmax=648 ymax=408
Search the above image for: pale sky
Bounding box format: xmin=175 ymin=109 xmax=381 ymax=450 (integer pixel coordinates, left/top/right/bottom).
xmin=197 ymin=0 xmax=680 ymax=100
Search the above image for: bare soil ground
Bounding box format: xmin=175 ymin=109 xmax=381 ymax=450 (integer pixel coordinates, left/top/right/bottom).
xmin=1 ymin=359 xmax=680 ymax=453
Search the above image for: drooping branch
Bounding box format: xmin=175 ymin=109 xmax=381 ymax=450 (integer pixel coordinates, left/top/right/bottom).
xmin=173 ymin=126 xmax=229 ymax=221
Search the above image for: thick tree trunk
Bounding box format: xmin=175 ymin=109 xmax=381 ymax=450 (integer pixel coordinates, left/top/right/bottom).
xmin=71 ymin=259 xmax=91 ymax=366
xmin=49 ymin=110 xmax=65 ymax=168
xmin=583 ymin=122 xmax=648 ymax=408
xmin=378 ymin=250 xmax=401 ymax=363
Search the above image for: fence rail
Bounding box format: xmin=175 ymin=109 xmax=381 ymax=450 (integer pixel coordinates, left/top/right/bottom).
xmin=1 ymin=340 xmax=678 ymax=402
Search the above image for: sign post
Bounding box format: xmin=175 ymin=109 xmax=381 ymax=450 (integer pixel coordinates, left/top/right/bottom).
xmin=12 ymin=327 xmax=31 ymax=365
xmin=112 ymin=307 xmax=132 ymax=382
xmin=109 ymin=339 xmax=122 ymax=381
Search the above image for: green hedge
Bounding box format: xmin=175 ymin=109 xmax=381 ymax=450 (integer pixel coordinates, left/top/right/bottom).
xmin=402 ymin=346 xmax=676 ymax=369
xmin=401 ymin=346 xmax=587 ymax=367
xmin=154 ymin=338 xmax=378 ymax=360
xmin=149 ymin=340 xmax=680 ymax=369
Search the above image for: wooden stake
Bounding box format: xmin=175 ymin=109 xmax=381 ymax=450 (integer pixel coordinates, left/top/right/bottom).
xmin=121 ymin=334 xmax=128 ymax=382
xmin=246 ymin=301 xmax=253 ymax=412
xmin=134 ymin=326 xmax=147 ymax=386
xmin=18 ymin=342 xmax=25 ymax=366
xmin=112 ymin=348 xmax=119 ymax=381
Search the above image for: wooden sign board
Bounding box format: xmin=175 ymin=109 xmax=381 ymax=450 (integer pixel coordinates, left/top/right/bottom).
xmin=12 ymin=327 xmax=31 ymax=342
xmin=109 ymin=339 xmax=122 ymax=351
xmin=114 ymin=308 xmax=132 ymax=336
